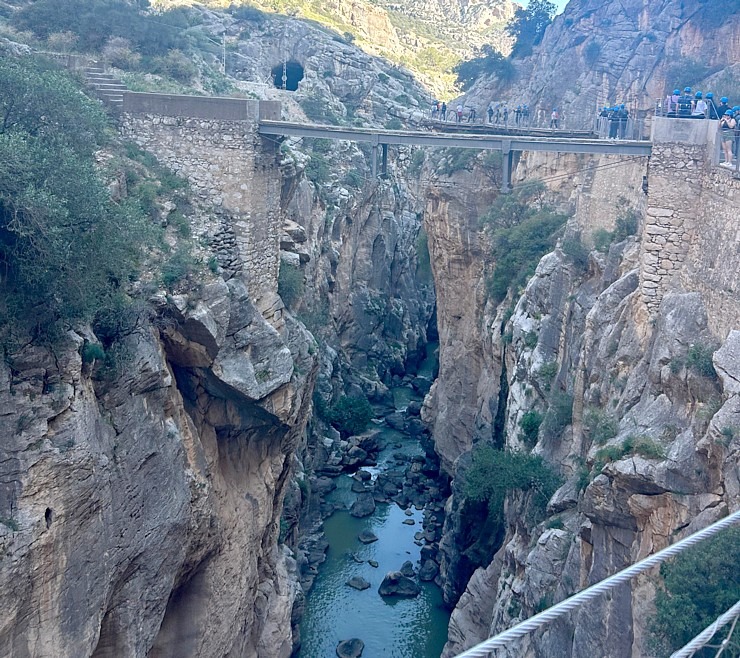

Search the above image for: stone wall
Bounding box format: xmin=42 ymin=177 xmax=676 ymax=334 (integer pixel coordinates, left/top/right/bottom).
xmin=641 ymin=118 xmax=740 ymax=338
xmin=120 ymin=95 xmax=283 ymax=306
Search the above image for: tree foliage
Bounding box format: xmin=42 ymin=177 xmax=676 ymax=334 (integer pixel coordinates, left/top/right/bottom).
xmin=15 ymin=0 xmax=189 ymax=56
xmin=483 ymin=184 xmax=568 ymax=303
xmin=651 ymin=526 xmax=740 ymax=657
xmin=0 ymin=57 xmax=151 ymax=335
xmin=453 ymin=44 xmax=516 ymax=91
xmin=506 ymin=0 xmax=556 ymax=58
xmin=327 ymin=395 xmax=374 ymax=437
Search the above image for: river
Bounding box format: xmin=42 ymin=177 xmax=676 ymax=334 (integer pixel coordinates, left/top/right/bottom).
xmin=298 ymin=345 xmax=450 ymax=657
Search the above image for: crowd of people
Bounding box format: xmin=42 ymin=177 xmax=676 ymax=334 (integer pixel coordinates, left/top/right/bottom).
xmin=660 ymin=86 xmax=740 ymax=167
xmin=597 ymin=104 xmax=631 ymax=139
xmin=430 ymin=100 xmax=561 ymax=129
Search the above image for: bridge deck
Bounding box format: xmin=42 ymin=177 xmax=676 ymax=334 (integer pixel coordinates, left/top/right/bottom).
xmin=258 ymin=120 xmax=652 ymax=157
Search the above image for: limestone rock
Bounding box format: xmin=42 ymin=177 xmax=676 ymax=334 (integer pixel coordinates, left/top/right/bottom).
xmin=378 ymin=571 xmax=420 ymax=597
xmin=346 ymin=576 xmax=371 ymax=590
xmin=336 ymin=638 xmax=364 ymax=658
xmin=350 ymin=493 xmax=376 ymax=518
xmin=358 ymin=530 xmax=378 ymax=544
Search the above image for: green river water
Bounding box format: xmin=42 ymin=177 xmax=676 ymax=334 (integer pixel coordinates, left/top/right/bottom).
xmin=299 ymin=345 xmax=450 ymax=657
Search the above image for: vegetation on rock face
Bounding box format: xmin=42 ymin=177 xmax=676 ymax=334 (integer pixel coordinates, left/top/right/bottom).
xmin=278 ymin=261 xmax=304 ymax=308
xmin=462 ymin=444 xmax=561 ymax=564
xmin=16 ymin=0 xmax=190 ymax=56
xmin=506 ymin=0 xmax=555 ymax=58
xmin=453 ymin=44 xmax=515 ymax=90
xmin=482 ymin=183 xmax=568 ymax=304
xmin=650 ymin=526 xmax=740 ymax=657
xmin=0 ymin=56 xmax=153 ymax=336
xmin=325 ymin=395 xmax=374 ymax=437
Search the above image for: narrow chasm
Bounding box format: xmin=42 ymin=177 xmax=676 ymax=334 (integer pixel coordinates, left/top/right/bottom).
xmin=295 ymin=338 xmax=452 ymax=658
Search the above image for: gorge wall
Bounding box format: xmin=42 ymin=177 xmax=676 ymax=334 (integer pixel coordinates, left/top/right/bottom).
xmin=0 ymin=94 xmax=318 ymax=657
xmin=424 ymin=119 xmax=740 ymax=657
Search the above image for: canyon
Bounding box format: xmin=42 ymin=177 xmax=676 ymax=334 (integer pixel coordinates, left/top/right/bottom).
xmin=0 ymin=1 xmax=739 ymax=657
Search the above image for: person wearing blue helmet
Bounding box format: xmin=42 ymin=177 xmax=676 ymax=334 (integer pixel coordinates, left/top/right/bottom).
xmin=720 ymin=109 xmax=736 ymax=165
xmin=706 ymin=92 xmax=720 ymax=119
xmin=717 ymin=97 xmax=730 ymax=117
xmin=678 ymin=87 xmax=693 ymax=116
xmin=693 ymin=91 xmax=707 ymax=118
xmin=617 ymin=103 xmax=629 ymax=138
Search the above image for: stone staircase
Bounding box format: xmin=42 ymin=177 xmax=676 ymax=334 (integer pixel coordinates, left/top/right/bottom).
xmin=82 ymin=66 xmax=128 ymax=113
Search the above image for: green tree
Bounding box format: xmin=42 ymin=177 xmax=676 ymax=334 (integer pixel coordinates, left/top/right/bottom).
xmin=651 ymin=526 xmax=740 ymax=657
xmin=328 ymin=395 xmax=373 ymax=437
xmin=0 ymin=57 xmax=151 ymax=334
xmin=453 ymin=44 xmax=516 ymax=91
xmin=507 ymin=0 xmax=556 ymax=58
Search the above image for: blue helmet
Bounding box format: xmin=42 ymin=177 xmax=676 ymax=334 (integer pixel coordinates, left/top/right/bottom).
xmin=734 ymin=105 xmax=740 ymax=111
xmin=721 ymin=97 xmax=729 ymax=103
xmin=706 ymin=92 xmax=714 ymax=99
xmin=673 ymin=89 xmax=681 ymax=95
xmin=725 ymin=109 xmax=734 ymax=115
xmin=695 ymin=91 xmax=702 ymax=99
xmin=620 ymin=104 xmax=625 ymax=108
xmin=684 ymin=86 xmax=692 ymax=93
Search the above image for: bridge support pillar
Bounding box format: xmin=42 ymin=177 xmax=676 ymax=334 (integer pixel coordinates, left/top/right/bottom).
xmin=381 ymin=143 xmax=388 ymax=178
xmin=501 ymin=141 xmax=513 ymax=193
xmin=371 ymin=145 xmax=378 ymax=178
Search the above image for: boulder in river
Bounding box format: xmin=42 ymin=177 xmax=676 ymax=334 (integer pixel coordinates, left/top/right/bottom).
xmin=358 ymin=529 xmax=378 ymax=544
xmin=378 ymin=571 xmax=420 ymax=597
xmin=346 ymin=576 xmax=371 ymax=590
xmin=400 ymin=560 xmax=416 ymax=577
xmin=351 ymin=479 xmax=370 ymax=493
xmin=343 ymin=445 xmax=368 ymax=468
xmin=350 ymin=493 xmax=376 ymax=517
xmin=368 ymin=560 xmax=379 ymax=568
xmin=336 ymin=638 xmax=364 ymax=657
xmin=385 ymin=411 xmax=406 ymax=430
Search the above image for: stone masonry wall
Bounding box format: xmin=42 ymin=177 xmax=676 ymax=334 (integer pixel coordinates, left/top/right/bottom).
xmin=120 ymin=107 xmax=282 ymax=306
xmin=641 ymin=118 xmax=740 ymax=338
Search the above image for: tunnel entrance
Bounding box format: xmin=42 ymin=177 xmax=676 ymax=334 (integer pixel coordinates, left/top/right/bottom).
xmin=271 ymin=60 xmax=304 ymax=91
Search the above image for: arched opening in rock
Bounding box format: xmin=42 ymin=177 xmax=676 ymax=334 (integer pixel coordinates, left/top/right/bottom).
xmin=271 ymin=60 xmax=304 ymax=91
xmin=45 ymin=507 xmax=53 ymax=528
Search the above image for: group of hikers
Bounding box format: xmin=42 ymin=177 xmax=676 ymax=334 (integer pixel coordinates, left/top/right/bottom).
xmin=597 ymin=104 xmax=631 ymax=139
xmin=430 ymin=100 xmax=562 ymax=129
xmin=662 ymin=86 xmax=740 ymax=167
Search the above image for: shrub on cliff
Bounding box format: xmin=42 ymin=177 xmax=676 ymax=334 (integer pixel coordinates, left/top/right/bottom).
xmin=0 ymin=57 xmax=152 ymax=335
xmin=461 ymin=447 xmax=560 ymax=570
xmin=278 ymin=261 xmax=304 ymax=308
xmin=453 ymin=44 xmax=516 ymax=90
xmin=650 ymin=526 xmax=740 ymax=657
xmin=15 ymin=0 xmax=189 ymax=56
xmin=327 ymin=395 xmax=373 ymax=437
xmin=483 ymin=185 xmax=568 ymax=304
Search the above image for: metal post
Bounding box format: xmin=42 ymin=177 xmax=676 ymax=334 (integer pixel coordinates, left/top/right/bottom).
xmin=282 ymin=60 xmax=287 ymax=90
xmin=381 ymin=143 xmax=388 ymax=177
xmin=501 ymin=140 xmax=513 ymax=193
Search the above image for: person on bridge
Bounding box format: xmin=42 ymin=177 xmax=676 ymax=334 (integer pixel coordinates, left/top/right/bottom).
xmin=717 ymin=97 xmax=730 ymax=118
xmin=617 ymin=104 xmax=629 ymax=138
xmin=550 ymin=108 xmax=559 ymax=129
xmin=523 ymin=104 xmax=530 ymax=126
xmin=502 ymin=105 xmax=509 ymax=126
xmin=706 ymin=93 xmax=719 ymax=119
xmin=692 ymin=91 xmax=707 ymax=118
xmin=719 ymin=109 xmax=736 ymax=166
xmin=514 ymin=105 xmax=522 ymax=126
xmin=677 ymin=87 xmax=693 ymax=116
xmin=468 ymin=107 xmax=477 ymax=122
xmin=494 ymin=104 xmax=501 ymax=124
xmin=608 ymin=106 xmax=619 ymax=138
xmin=456 ymin=104 xmax=463 ymax=122
xmin=431 ymin=101 xmax=439 ymax=120
xmin=441 ymin=102 xmax=447 ymax=121
xmin=487 ymin=103 xmax=494 ymax=123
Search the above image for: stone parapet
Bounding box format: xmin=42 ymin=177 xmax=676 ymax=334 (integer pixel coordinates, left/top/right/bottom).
xmin=641 ymin=121 xmax=740 ymax=337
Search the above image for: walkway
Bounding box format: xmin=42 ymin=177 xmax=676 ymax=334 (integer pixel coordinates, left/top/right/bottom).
xmin=258 ymin=120 xmax=652 ymax=190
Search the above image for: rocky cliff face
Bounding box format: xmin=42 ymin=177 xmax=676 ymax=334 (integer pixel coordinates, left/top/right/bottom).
xmin=463 ymin=0 xmax=740 ymax=129
xmin=420 ymin=129 xmax=740 ymax=656
xmin=0 ymin=276 xmax=317 ymax=657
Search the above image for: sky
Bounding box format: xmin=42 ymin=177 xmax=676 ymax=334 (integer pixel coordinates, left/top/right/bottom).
xmin=519 ymin=0 xmax=571 ymax=14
